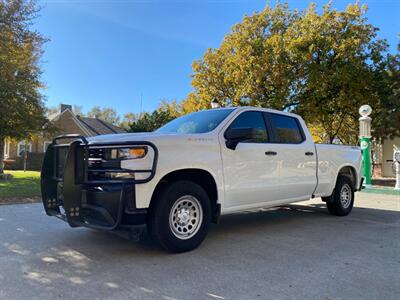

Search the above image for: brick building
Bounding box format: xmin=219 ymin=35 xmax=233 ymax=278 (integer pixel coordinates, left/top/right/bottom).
xmin=3 ymin=104 xmax=126 ymax=170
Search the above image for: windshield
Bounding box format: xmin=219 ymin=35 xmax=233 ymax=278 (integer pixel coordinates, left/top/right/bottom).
xmin=156 ymin=109 xmax=235 ymax=134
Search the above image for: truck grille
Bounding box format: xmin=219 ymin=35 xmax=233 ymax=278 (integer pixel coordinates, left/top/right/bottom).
xmin=55 ymin=146 xmax=69 ymax=179
xmin=50 ymin=135 xmax=157 ymax=184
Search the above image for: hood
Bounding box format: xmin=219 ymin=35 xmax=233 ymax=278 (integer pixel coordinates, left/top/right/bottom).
xmin=87 ymin=131 xmax=199 ymax=145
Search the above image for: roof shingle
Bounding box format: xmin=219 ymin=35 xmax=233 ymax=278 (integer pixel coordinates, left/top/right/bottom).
xmin=76 ymin=116 xmax=126 ymax=135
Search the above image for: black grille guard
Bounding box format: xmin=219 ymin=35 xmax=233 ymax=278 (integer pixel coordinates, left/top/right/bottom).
xmin=41 ymin=134 xmax=158 ymax=230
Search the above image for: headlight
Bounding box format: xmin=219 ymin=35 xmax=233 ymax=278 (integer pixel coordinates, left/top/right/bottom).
xmin=107 ymin=172 xmax=135 ymax=179
xmin=111 ymin=147 xmax=147 ymax=160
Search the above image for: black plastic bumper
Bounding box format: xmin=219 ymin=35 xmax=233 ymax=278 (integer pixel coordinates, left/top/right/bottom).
xmin=41 ymin=134 xmax=158 ymax=230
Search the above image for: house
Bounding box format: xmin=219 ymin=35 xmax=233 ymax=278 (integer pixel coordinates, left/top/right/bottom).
xmin=3 ymin=104 xmax=126 ymax=170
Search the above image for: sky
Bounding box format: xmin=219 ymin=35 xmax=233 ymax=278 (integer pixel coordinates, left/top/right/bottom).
xmin=35 ymin=0 xmax=400 ymax=117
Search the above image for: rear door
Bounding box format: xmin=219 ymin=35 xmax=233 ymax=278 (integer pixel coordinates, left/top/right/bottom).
xmin=265 ymin=112 xmax=317 ymax=201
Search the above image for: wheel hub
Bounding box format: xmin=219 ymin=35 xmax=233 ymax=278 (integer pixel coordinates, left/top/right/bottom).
xmin=340 ymin=184 xmax=352 ymax=208
xmin=169 ymin=195 xmax=203 ymax=240
xmin=177 ymin=208 xmax=190 ymax=225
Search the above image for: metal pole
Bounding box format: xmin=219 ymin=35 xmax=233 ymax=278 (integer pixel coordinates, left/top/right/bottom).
xmin=394 ymin=147 xmax=400 ymax=190
xmin=395 ymin=163 xmax=400 ymax=190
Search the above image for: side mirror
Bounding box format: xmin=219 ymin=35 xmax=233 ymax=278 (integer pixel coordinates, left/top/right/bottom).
xmin=225 ymin=127 xmax=257 ymax=150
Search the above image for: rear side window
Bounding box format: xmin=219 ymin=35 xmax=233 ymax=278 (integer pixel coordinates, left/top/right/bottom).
xmin=227 ymin=111 xmax=268 ymax=143
xmin=268 ymin=113 xmax=304 ymax=144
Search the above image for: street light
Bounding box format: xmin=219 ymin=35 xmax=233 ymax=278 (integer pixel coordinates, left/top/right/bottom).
xmin=359 ymin=105 xmax=372 ymax=186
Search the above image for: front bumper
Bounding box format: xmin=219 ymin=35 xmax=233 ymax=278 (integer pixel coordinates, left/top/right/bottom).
xmin=41 ymin=134 xmax=158 ymax=230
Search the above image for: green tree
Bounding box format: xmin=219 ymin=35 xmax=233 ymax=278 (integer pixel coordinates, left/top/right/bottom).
xmin=0 ymin=0 xmax=48 ymax=174
xmin=187 ymin=2 xmax=393 ymax=144
xmin=371 ymin=44 xmax=400 ymax=141
xmin=87 ymin=106 xmax=120 ymax=125
xmin=129 ymin=101 xmax=179 ymax=132
xmin=119 ymin=112 xmax=138 ymax=130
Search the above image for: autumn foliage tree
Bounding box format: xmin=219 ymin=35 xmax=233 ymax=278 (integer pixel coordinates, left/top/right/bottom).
xmin=184 ymin=2 xmax=398 ymax=144
xmin=0 ymin=0 xmax=47 ymax=174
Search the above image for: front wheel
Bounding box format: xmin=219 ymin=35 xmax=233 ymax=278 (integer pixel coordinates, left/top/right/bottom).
xmin=324 ymin=175 xmax=354 ymax=216
xmin=148 ymin=180 xmax=212 ymax=253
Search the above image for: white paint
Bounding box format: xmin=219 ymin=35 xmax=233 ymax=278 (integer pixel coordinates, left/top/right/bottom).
xmin=359 ymin=104 xmax=372 ymax=117
xmin=88 ymin=107 xmax=362 ymax=213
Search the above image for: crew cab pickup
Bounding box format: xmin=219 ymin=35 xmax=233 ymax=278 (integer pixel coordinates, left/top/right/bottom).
xmin=41 ymin=107 xmax=363 ymax=252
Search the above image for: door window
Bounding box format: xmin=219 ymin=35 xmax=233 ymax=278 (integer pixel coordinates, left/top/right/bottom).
xmin=227 ymin=111 xmax=268 ymax=143
xmin=268 ymin=113 xmax=304 ymax=144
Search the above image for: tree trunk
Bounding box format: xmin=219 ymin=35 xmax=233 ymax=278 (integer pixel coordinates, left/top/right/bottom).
xmin=0 ymin=137 xmax=4 ymax=174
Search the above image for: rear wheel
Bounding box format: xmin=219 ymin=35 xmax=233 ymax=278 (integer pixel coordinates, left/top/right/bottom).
xmin=148 ymin=180 xmax=211 ymax=253
xmin=324 ymin=175 xmax=354 ymax=216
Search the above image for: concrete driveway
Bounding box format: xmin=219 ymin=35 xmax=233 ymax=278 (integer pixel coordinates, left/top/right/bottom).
xmin=0 ymin=193 xmax=399 ymax=300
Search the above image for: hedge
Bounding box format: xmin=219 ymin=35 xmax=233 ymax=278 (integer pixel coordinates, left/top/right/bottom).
xmin=4 ymin=152 xmax=45 ymax=171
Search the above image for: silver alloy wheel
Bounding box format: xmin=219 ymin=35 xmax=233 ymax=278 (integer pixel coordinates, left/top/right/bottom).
xmin=169 ymin=195 xmax=203 ymax=240
xmin=340 ymin=184 xmax=352 ymax=209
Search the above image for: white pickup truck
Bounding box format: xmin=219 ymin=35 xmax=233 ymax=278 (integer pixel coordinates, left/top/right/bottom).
xmin=41 ymin=107 xmax=363 ymax=252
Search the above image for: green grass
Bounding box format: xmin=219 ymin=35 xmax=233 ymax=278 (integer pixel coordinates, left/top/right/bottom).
xmin=361 ymin=186 xmax=400 ymax=196
xmin=0 ymin=171 xmax=41 ymax=198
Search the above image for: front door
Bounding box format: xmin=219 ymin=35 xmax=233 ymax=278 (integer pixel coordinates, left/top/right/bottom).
xmin=220 ymin=111 xmax=282 ymax=210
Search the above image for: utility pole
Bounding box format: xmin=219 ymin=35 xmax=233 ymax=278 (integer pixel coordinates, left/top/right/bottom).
xmin=140 ymin=93 xmax=143 ymax=118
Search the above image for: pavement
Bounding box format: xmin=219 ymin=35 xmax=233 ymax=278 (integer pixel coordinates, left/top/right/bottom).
xmin=0 ymin=192 xmax=399 ymax=300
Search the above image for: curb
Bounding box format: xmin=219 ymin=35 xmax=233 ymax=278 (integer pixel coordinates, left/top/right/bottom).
xmin=361 ymin=187 xmax=400 ymax=196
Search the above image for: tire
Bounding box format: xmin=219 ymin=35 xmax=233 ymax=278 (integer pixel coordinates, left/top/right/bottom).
xmin=147 ymin=180 xmax=212 ymax=253
xmin=325 ymin=175 xmax=354 ymax=216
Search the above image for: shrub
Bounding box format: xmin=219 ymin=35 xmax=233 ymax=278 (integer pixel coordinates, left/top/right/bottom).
xmin=5 ymin=152 xmax=45 ymax=171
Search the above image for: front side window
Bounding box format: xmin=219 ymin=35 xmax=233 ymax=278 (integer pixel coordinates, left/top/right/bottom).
xmin=268 ymin=113 xmax=304 ymax=144
xmin=156 ymin=108 xmax=234 ymax=134
xmin=227 ymin=111 xmax=268 ymax=143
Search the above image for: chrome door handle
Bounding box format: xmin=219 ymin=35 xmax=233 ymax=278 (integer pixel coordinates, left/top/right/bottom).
xmin=265 ymin=151 xmax=277 ymax=156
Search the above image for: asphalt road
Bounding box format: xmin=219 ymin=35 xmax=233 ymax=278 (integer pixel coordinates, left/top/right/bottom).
xmin=0 ymin=193 xmax=399 ymax=300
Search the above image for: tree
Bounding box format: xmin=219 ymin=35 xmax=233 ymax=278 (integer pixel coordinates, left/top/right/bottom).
xmin=119 ymin=112 xmax=138 ymax=130
xmin=186 ymin=3 xmax=393 ymax=144
xmin=129 ymin=101 xmax=179 ymax=132
xmin=87 ymin=106 xmax=120 ymax=125
xmin=371 ymin=43 xmax=400 ymax=141
xmin=0 ymin=0 xmax=48 ymax=174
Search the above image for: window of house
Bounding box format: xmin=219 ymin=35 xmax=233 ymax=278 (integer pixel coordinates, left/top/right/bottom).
xmin=268 ymin=113 xmax=304 ymax=144
xmin=4 ymin=141 xmax=10 ymax=158
xmin=17 ymin=141 xmax=32 ymax=157
xmin=43 ymin=141 xmax=52 ymax=152
xmin=227 ymin=111 xmax=268 ymax=143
